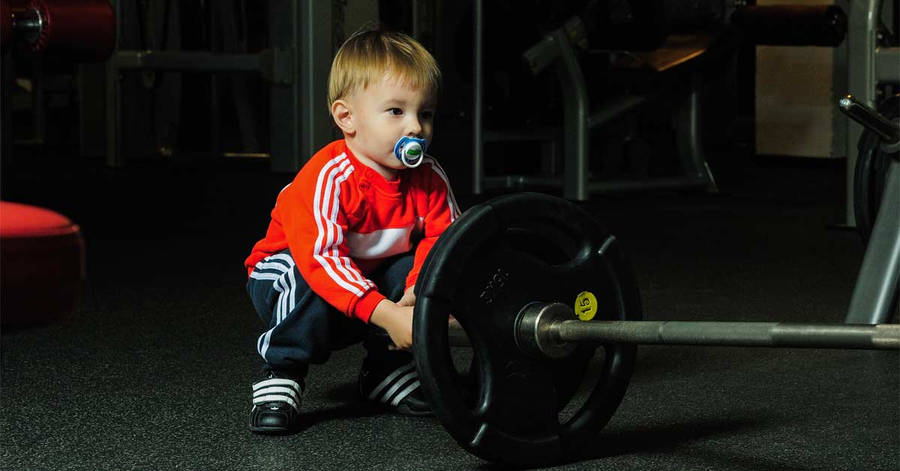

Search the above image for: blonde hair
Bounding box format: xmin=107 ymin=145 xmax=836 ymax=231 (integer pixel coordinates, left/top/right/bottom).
xmin=328 ymin=29 xmax=441 ymax=106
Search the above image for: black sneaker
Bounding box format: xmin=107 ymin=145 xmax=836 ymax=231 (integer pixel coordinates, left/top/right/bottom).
xmin=358 ymin=352 xmax=432 ymax=416
xmin=249 ymin=370 xmax=304 ymax=434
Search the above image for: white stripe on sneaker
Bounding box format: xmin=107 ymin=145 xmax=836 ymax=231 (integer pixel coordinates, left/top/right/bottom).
xmin=251 ymin=378 xmax=303 ymax=412
xmin=390 ymin=380 xmax=421 ymax=407
xmin=380 ymin=371 xmax=417 ymax=404
xmin=366 ymin=362 xmax=415 ymax=401
xmin=254 ymin=386 xmax=300 ymax=404
xmin=252 ymin=394 xmax=299 ymax=411
xmin=253 ymin=378 xmax=302 ymax=393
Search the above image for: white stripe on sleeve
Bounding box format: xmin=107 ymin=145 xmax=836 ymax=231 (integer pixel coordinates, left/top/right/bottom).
xmin=325 ymin=162 xmax=373 ymax=290
xmin=312 ymin=155 xmax=368 ymax=297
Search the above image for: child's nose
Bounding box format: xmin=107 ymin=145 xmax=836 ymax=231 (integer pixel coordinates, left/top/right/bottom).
xmin=406 ymin=117 xmax=422 ymax=136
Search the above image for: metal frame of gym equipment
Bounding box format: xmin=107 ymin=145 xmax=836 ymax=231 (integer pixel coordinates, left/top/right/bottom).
xmin=841 ymin=95 xmax=900 ymax=324
xmin=470 ymin=0 xmax=717 ymax=201
xmin=845 ymin=0 xmax=898 ymax=226
xmin=472 ymin=0 xmax=899 ymax=205
xmin=841 ymin=0 xmax=899 ymax=324
xmin=102 ymin=0 xmax=333 ymax=172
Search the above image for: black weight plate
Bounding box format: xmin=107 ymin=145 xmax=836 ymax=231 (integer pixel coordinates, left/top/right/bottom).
xmin=413 ymin=193 xmax=642 ymax=467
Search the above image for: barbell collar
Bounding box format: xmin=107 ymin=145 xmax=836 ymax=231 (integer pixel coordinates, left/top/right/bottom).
xmin=552 ymin=319 xmax=900 ymax=350
xmin=515 ymin=302 xmax=578 ymax=359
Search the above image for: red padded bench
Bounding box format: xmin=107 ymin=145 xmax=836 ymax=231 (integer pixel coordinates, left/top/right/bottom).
xmin=1 ymin=202 xmax=84 ymax=326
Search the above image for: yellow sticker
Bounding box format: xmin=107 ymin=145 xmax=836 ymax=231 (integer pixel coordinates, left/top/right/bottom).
xmin=575 ymin=291 xmax=597 ymax=321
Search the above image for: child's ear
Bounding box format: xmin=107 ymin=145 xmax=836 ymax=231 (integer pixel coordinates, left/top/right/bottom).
xmin=331 ymin=100 xmax=355 ymax=136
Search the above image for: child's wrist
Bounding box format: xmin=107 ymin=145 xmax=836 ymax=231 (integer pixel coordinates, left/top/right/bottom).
xmin=369 ymin=299 xmax=400 ymax=329
xmin=354 ymin=290 xmax=387 ymax=323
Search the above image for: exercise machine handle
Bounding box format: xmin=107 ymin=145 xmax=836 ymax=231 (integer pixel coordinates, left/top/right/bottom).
xmin=840 ymin=95 xmax=900 ymax=145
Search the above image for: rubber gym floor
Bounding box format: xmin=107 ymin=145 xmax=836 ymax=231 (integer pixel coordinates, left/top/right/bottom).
xmin=1 ymin=149 xmax=898 ymax=470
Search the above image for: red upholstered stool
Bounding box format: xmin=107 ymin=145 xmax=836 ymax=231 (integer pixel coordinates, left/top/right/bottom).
xmin=1 ymin=201 xmax=84 ymax=326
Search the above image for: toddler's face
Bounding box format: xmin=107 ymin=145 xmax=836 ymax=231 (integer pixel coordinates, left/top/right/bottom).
xmin=344 ymin=76 xmax=435 ymax=175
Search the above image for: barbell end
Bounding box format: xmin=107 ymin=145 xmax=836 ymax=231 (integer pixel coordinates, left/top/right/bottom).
xmin=555 ymin=319 xmax=900 ymax=351
xmin=872 ymin=324 xmax=900 ymax=349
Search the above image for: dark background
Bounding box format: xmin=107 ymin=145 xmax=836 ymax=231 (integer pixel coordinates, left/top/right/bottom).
xmin=1 ymin=1 xmax=897 ymax=470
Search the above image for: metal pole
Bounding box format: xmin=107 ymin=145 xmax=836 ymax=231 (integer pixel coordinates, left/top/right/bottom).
xmin=845 ymin=160 xmax=900 ymax=324
xmin=105 ymin=0 xmax=122 ymax=167
xmin=674 ymin=73 xmax=718 ymax=193
xmin=298 ymin=0 xmax=332 ymax=167
xmin=553 ymin=320 xmax=900 ymax=350
xmin=554 ymin=30 xmax=589 ymax=201
xmin=845 ymin=0 xmax=881 ymax=227
xmin=472 ymin=0 xmax=484 ymax=194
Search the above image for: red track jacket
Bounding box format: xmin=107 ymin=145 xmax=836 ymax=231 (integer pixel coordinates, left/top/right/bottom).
xmin=245 ymin=140 xmax=459 ymax=323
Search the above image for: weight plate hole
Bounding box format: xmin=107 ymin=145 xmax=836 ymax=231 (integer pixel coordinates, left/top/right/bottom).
xmin=557 ymin=346 xmax=608 ymax=425
xmin=449 ymin=320 xmax=483 ymax=413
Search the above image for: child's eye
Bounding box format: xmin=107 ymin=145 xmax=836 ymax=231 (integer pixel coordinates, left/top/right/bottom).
xmin=420 ymin=110 xmax=435 ymax=120
xmin=388 ymin=108 xmax=403 ymax=116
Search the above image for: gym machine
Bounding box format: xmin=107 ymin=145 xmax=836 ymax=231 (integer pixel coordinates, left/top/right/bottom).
xmin=0 ymin=0 xmax=115 ymax=61
xmin=469 ymin=1 xmax=870 ymax=201
xmin=102 ymin=0 xmax=333 ymax=172
xmin=840 ymin=95 xmax=900 ymax=324
xmin=2 ymin=0 xmax=336 ymax=171
xmin=844 ymin=0 xmax=899 ymax=227
xmin=1 ymin=0 xmax=116 ymax=163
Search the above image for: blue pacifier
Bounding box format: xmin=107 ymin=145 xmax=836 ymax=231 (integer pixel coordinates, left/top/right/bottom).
xmin=393 ymin=136 xmax=428 ymax=168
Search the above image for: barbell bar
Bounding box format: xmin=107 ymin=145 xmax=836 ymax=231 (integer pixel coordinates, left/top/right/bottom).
xmin=552 ymin=318 xmax=900 ymax=349
xmin=447 ymin=302 xmax=900 ymax=357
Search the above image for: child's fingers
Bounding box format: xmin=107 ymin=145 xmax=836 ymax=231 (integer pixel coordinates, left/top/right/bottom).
xmin=397 ymin=286 xmax=416 ymax=306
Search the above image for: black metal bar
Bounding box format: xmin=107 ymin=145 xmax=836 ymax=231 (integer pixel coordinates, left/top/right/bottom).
xmin=114 ymin=50 xmax=262 ymax=73
xmin=839 ymin=94 xmax=900 ymax=144
xmin=472 ymin=0 xmax=484 ymax=195
xmin=553 ymin=320 xmax=900 ymax=350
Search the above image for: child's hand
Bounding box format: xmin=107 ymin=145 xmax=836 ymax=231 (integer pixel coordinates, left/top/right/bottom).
xmin=385 ymin=305 xmax=414 ymax=350
xmin=397 ymin=285 xmax=416 ymax=307
xmin=370 ymin=300 xmax=414 ymax=350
